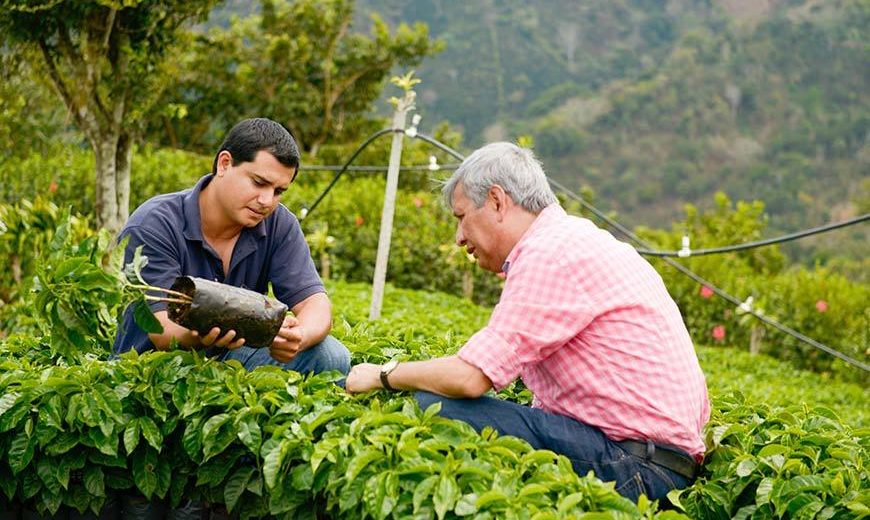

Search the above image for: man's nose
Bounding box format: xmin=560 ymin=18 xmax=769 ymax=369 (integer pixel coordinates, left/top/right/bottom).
xmin=455 ymin=228 xmax=466 ymax=246
xmin=257 ymin=189 xmax=274 ymax=206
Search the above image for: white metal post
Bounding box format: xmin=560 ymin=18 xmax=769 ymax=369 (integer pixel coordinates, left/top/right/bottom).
xmin=369 ymin=89 xmax=415 ymax=320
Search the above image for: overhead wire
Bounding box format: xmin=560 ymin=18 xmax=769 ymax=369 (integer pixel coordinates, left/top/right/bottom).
xmin=635 ymin=214 xmax=869 ymax=257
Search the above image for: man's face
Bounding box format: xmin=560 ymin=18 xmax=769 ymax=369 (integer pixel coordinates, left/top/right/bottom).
xmin=452 ymin=183 xmax=503 ymax=273
xmin=215 ymin=150 xmax=296 ymax=227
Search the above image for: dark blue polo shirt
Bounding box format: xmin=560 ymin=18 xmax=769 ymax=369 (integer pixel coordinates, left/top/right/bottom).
xmin=113 ymin=174 xmax=324 ymax=354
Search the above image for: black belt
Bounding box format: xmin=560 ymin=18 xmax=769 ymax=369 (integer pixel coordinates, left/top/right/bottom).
xmin=618 ymin=439 xmax=699 ymax=480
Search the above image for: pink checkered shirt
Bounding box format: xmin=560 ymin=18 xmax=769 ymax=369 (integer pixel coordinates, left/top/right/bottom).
xmin=458 ymin=204 xmax=710 ymax=460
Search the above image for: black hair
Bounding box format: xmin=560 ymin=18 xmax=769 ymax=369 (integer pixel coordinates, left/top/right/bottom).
xmin=212 ymin=118 xmax=300 ymax=179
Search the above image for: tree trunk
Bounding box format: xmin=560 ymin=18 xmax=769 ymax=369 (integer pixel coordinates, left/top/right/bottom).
xmin=92 ymin=130 xmax=132 ymax=236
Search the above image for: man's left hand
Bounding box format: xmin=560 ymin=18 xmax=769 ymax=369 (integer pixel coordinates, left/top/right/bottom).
xmin=270 ymin=315 xmax=305 ymax=362
xmin=345 ymin=363 xmax=384 ymax=394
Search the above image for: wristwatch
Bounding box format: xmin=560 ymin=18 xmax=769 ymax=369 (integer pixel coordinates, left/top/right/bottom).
xmin=379 ymin=359 xmax=399 ymax=391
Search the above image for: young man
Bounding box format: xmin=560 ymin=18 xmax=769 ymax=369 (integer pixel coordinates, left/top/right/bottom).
xmin=346 ymin=142 xmax=710 ymax=501
xmin=113 ymin=118 xmax=350 ymax=375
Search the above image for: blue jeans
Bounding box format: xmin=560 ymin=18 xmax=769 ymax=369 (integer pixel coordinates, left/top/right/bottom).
xmin=415 ymin=391 xmax=689 ymax=502
xmin=218 ymin=335 xmax=351 ymax=375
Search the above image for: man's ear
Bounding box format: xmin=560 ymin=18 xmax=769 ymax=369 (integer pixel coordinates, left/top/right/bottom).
xmin=488 ymin=185 xmax=511 ymax=217
xmin=217 ymin=151 xmax=233 ymax=174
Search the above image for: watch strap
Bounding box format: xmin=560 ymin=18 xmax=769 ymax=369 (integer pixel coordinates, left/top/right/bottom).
xmin=380 ymin=361 xmax=398 ymax=391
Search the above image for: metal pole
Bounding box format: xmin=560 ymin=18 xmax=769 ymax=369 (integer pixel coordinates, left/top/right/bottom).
xmin=369 ymin=90 xmax=415 ymax=320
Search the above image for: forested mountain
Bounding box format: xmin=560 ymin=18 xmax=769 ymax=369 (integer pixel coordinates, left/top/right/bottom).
xmin=357 ymin=0 xmax=868 ymax=260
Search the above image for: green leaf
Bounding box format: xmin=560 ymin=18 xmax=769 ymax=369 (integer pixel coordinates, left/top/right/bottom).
xmin=756 ymin=477 xmax=774 ymax=505
xmin=237 ymin=416 xmax=262 ymax=454
xmin=779 ymin=475 xmax=825 ymax=498
xmin=9 ymin=432 xmax=35 ymax=474
xmin=290 ymin=463 xmax=313 ymax=491
xmin=182 ymin=420 xmax=203 ymax=460
xmin=225 ymin=466 xmax=255 ymax=512
xmin=422 ymin=402 xmax=442 ymax=422
xmin=124 ymin=419 xmax=141 ymax=455
xmin=0 ymin=391 xmax=21 ymax=417
xmin=139 ymin=416 xmax=163 ymax=451
xmin=133 ymin=299 xmax=164 ymax=334
xmin=155 ymin=455 xmax=172 ymax=499
xmin=201 ymin=413 xmax=232 ymax=461
xmin=263 ymin=441 xmax=287 ymax=489
xmin=732 ymin=505 xmax=757 ymax=520
xmin=735 ymin=457 xmax=758 ymax=477
xmin=84 ymin=465 xmax=105 ymax=497
xmin=132 ymin=450 xmax=159 ymax=498
xmin=791 ymin=497 xmax=824 ymax=519
xmin=433 ymin=475 xmax=460 ymax=519
xmin=311 ymin=437 xmax=339 ymax=474
xmin=345 ymin=448 xmax=383 ymax=482
xmin=44 ymin=431 xmax=79 ymax=456
xmin=413 ymin=474 xmax=439 ymax=513
xmin=476 ymin=490 xmax=510 ymax=510
xmin=36 ymin=457 xmax=61 ymax=495
xmin=455 ymin=493 xmax=478 ymax=516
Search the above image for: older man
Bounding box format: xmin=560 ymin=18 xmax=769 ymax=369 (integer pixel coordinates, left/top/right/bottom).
xmin=346 ymin=142 xmax=709 ymax=501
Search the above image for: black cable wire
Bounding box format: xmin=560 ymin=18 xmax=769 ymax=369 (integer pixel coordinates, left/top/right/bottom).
xmin=302 ymin=128 xmax=459 ymax=219
xmin=398 ymin=136 xmax=867 ymax=371
xmin=300 ymin=163 xmax=460 ymax=173
xmin=301 ymin=128 xmax=395 ymax=220
xmin=411 ymin=132 xmax=466 ymax=161
xmin=636 ymin=214 xmax=869 ymax=257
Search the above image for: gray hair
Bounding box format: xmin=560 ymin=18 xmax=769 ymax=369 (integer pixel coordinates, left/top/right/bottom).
xmin=442 ymin=142 xmax=557 ymax=213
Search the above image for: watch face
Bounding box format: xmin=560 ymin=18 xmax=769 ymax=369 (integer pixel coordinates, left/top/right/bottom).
xmin=382 ymin=360 xmax=398 ymax=373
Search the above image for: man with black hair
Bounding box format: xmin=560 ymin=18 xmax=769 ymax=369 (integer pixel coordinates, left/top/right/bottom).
xmin=113 ymin=118 xmax=350 ymax=375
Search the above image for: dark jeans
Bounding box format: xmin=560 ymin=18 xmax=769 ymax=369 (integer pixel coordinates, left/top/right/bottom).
xmin=415 ymin=391 xmax=690 ymax=502
xmin=219 ymin=335 xmax=351 ymax=375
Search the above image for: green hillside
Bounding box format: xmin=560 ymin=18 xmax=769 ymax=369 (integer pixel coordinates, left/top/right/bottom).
xmin=358 ymin=0 xmax=868 ymax=260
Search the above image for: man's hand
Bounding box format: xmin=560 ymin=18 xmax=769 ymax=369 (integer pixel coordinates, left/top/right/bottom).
xmin=191 ymin=327 xmax=246 ymax=349
xmin=270 ymin=315 xmax=305 ymax=363
xmin=345 ymin=363 xmax=384 ymax=394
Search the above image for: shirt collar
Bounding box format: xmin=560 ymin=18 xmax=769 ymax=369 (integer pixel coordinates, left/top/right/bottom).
xmin=182 ymin=173 xmax=267 ymax=242
xmin=502 ymin=203 xmax=565 ymax=274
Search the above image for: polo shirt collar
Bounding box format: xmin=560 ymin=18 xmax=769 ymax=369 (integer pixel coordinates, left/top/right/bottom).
xmin=502 ymin=203 xmax=565 ymax=274
xmin=182 ymin=174 xmax=267 ymax=242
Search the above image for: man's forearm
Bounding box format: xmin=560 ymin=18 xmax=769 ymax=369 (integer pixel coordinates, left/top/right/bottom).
xmin=148 ymin=311 xmax=200 ymax=350
xmin=383 ymin=356 xmax=492 ymax=398
xmin=293 ymin=293 xmax=332 ymax=350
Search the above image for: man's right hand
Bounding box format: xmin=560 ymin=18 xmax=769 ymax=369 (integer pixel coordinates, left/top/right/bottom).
xmin=150 ymin=310 xmax=246 ymax=351
xmin=191 ymin=327 xmax=246 ymax=349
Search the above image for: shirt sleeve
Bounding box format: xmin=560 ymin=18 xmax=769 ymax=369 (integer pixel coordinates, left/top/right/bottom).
xmin=268 ymin=206 xmax=326 ymax=309
xmin=120 ymin=225 xmax=183 ymax=313
xmin=458 ymin=245 xmax=597 ymax=390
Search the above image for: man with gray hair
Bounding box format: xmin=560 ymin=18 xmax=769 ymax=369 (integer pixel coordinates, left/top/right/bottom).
xmin=346 ymin=142 xmax=710 ymax=502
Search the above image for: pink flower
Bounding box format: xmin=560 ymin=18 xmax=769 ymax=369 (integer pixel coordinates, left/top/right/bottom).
xmin=354 ymin=215 xmax=364 ymax=227
xmin=49 ymin=181 xmax=59 ymax=193
xmin=699 ymin=285 xmax=714 ymax=299
xmin=413 ymin=197 xmax=424 ymax=208
xmin=815 ymin=300 xmax=828 ymax=313
xmin=712 ymin=325 xmax=726 ymax=342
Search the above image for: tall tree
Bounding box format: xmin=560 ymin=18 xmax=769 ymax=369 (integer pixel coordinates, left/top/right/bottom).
xmin=147 ymin=0 xmax=442 ymax=156
xmin=0 ymin=0 xmax=218 ymax=233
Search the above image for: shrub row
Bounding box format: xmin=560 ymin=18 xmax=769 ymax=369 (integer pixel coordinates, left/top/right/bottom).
xmin=0 ymin=347 xmax=677 ymax=519
xmin=669 ymin=392 xmax=868 ymax=519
